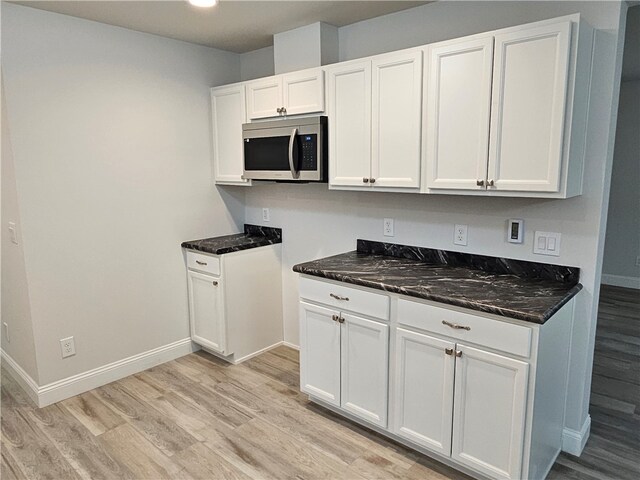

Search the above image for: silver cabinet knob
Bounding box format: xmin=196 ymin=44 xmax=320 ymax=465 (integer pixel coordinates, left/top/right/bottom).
xmin=369 ymin=178 xmax=376 ymax=184
xmin=445 ymin=348 xmax=454 ymax=356
xmin=455 ymin=350 xmax=462 ymax=358
xmin=338 ymin=316 xmax=345 ymax=324
xmin=276 ymin=107 xmax=282 ymax=113
xmin=363 ymin=177 xmax=369 ymax=183
xmin=488 ymin=179 xmax=495 ymax=187
xmin=212 ymin=281 xmax=218 ymax=286
xmin=476 ymin=179 xmax=485 ymax=187
xmin=331 ymin=314 xmax=339 ymax=322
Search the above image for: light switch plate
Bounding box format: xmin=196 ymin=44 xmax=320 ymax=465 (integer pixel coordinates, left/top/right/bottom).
xmin=533 ymin=231 xmax=561 ymax=256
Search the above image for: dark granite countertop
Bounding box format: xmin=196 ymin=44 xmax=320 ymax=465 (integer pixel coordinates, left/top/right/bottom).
xmin=293 ymin=239 xmax=582 ymax=324
xmin=182 ymin=224 xmax=281 ymax=255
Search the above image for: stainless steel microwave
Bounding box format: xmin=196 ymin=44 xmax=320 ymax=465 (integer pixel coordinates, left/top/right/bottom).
xmin=242 ymin=116 xmax=328 ymax=182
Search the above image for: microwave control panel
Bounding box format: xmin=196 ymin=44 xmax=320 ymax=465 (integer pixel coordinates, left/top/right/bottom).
xmin=301 ymin=135 xmax=317 ymax=170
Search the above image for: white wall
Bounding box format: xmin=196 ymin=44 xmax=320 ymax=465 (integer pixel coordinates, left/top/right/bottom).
xmin=243 ymin=0 xmax=626 ymax=440
xmin=1 ymin=86 xmax=40 ymax=383
xmin=1 ymin=3 xmax=245 ymax=386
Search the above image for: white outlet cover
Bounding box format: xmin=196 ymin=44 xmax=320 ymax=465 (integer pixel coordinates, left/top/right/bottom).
xmin=383 ymin=218 xmax=394 ymax=237
xmin=262 ymin=208 xmax=270 ymax=222
xmin=60 ymin=336 xmax=76 ymax=358
xmin=454 ymin=224 xmax=468 ymax=246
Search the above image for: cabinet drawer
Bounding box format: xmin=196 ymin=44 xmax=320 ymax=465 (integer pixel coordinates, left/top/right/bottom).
xmin=186 ymin=251 xmax=221 ymax=276
xmin=397 ymin=299 xmax=531 ymax=357
xmin=299 ymin=277 xmax=389 ymax=320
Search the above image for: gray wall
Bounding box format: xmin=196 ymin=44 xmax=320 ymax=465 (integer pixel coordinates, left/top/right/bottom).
xmin=1 ymin=3 xmax=245 ymax=386
xmin=602 ymin=6 xmax=640 ymax=288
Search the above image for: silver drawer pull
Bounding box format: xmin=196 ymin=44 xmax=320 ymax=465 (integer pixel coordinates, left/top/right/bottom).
xmin=330 ymin=293 xmax=349 ymax=301
xmin=195 ymin=260 xmax=208 ymax=266
xmin=442 ymin=320 xmax=471 ymax=331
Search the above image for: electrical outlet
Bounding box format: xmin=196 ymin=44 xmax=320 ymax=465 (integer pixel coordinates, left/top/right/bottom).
xmin=383 ymin=218 xmax=394 ymax=237
xmin=262 ymin=208 xmax=270 ymax=222
xmin=3 ymin=322 xmax=9 ymax=343
xmin=454 ymin=224 xmax=468 ymax=246
xmin=533 ymin=231 xmax=561 ymax=256
xmin=636 ymin=256 xmax=640 ymax=268
xmin=8 ymin=222 xmax=18 ymax=245
xmin=60 ymin=336 xmax=76 ymax=358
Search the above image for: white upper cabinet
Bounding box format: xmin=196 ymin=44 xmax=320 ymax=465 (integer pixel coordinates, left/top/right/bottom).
xmin=283 ymin=69 xmax=325 ymax=116
xmin=327 ymin=51 xmax=422 ymax=191
xmin=371 ymin=51 xmax=423 ymax=188
xmin=487 ymin=21 xmax=572 ymax=193
xmin=425 ymin=36 xmax=494 ymax=190
xmin=211 ymin=84 xmax=249 ymax=186
xmin=246 ymin=68 xmax=324 ymax=120
xmin=327 ymin=60 xmax=372 ymax=187
xmin=246 ymin=76 xmax=283 ymax=120
xmin=451 ymin=344 xmax=529 ymax=480
xmin=423 ymin=15 xmax=592 ymax=198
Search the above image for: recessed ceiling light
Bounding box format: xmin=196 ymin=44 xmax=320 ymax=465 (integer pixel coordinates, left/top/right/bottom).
xmin=188 ymin=0 xmax=218 ymax=8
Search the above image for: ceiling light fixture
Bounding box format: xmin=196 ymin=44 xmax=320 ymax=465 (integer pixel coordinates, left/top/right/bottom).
xmin=188 ymin=0 xmax=218 ymax=8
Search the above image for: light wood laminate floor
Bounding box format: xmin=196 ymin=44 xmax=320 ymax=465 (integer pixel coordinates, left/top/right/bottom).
xmin=2 ymin=284 xmax=638 ymax=479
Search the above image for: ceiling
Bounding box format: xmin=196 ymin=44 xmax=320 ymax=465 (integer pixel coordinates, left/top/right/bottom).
xmin=12 ymin=0 xmax=429 ymax=53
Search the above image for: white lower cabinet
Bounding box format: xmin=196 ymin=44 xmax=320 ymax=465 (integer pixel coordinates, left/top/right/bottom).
xmin=341 ymin=313 xmax=389 ymax=427
xmin=188 ymin=269 xmax=225 ymax=353
xmin=299 ymin=300 xmax=389 ymax=428
xmin=299 ymin=302 xmax=341 ymax=406
xmin=393 ymin=328 xmax=455 ymax=455
xmin=298 ymin=276 xmax=574 ymax=480
xmin=451 ymin=344 xmax=529 ymax=480
xmin=185 ymin=246 xmax=283 ymax=364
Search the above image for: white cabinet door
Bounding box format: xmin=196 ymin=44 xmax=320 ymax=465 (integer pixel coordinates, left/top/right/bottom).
xmin=371 ymin=51 xmax=422 ymax=189
xmin=246 ymin=76 xmax=283 ymax=120
xmin=425 ymin=37 xmax=494 ymax=190
xmin=327 ymin=60 xmax=372 ymax=187
xmin=340 ymin=313 xmax=389 ymax=427
xmin=488 ymin=21 xmax=572 ymax=192
xmin=452 ymin=344 xmax=529 ymax=480
xmin=393 ymin=328 xmax=455 ymax=456
xmin=299 ymin=302 xmax=341 ymax=407
xmin=211 ymin=85 xmax=249 ymax=185
xmin=283 ymin=69 xmax=325 ymax=116
xmin=188 ymin=270 xmax=226 ymax=354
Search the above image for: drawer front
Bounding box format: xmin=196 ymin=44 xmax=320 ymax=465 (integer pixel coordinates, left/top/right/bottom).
xmin=397 ymin=299 xmax=531 ymax=357
xmin=299 ymin=277 xmax=390 ymax=320
xmin=186 ymin=251 xmax=221 ymax=276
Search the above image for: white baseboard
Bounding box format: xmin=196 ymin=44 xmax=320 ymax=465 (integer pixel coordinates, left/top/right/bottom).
xmin=282 ymin=341 xmax=300 ymax=351
xmin=3 ymin=338 xmax=198 ymax=408
xmin=562 ymin=415 xmax=591 ymax=456
xmin=601 ymin=274 xmax=640 ymax=289
xmin=1 ymin=350 xmax=40 ymax=406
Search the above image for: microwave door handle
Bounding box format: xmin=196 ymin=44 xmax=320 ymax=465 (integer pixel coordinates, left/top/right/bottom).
xmin=288 ymin=128 xmax=300 ymax=179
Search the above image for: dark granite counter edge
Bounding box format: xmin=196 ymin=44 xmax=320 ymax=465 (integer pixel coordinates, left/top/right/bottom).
xmin=292 ymin=266 xmax=583 ymax=324
xmin=181 ymin=239 xmax=277 ymax=256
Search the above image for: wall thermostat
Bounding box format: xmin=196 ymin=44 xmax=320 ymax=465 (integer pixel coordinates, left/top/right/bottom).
xmin=508 ymin=219 xmax=524 ymax=244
